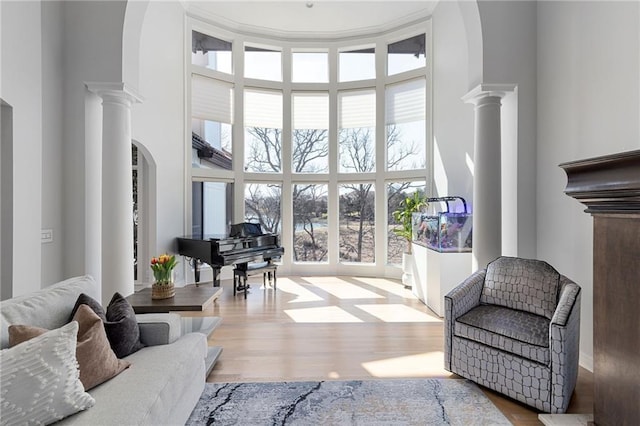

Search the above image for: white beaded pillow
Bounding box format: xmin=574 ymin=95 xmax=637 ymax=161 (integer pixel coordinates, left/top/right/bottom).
xmin=0 ymin=321 xmax=95 ymax=425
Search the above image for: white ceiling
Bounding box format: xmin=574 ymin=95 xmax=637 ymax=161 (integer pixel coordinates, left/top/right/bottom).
xmin=183 ymin=1 xmax=438 ymax=39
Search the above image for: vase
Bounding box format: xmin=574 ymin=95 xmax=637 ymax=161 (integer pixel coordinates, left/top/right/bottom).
xmin=402 ymin=252 xmax=414 ymax=290
xmin=151 ymin=282 xmax=175 ymax=300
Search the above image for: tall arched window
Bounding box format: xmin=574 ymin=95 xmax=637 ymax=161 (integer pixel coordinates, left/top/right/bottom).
xmin=187 ymin=21 xmax=431 ymax=278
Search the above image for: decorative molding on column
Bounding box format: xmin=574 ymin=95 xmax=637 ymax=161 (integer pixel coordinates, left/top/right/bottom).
xmin=85 ymin=82 xmax=144 ymax=105
xmin=462 ymin=83 xmax=516 ymax=104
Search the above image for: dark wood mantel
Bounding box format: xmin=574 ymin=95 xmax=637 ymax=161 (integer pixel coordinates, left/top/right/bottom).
xmin=560 ymin=149 xmax=640 ymax=426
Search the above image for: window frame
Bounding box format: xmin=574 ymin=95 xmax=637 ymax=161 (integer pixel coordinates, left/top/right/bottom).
xmin=185 ymin=18 xmax=432 ymax=279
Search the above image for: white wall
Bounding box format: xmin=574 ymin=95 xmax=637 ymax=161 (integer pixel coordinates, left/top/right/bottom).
xmin=132 ymin=1 xmax=187 ymax=284
xmin=0 ymin=1 xmax=43 ymax=296
xmin=432 ymin=1 xmax=474 ymax=203
xmin=41 ymin=0 xmax=65 ymax=285
xmin=60 ymin=0 xmax=126 ymax=280
xmin=536 ymin=0 xmax=640 ymax=370
xmin=477 ymin=0 xmax=537 ymax=259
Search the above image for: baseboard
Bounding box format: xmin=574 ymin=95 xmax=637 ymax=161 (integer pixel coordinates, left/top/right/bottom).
xmin=579 ymin=351 xmax=593 ymax=372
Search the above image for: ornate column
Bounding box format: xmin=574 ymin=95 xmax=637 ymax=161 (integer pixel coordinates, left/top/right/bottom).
xmin=86 ymin=82 xmax=142 ymax=302
xmin=462 ymin=84 xmax=515 ymax=270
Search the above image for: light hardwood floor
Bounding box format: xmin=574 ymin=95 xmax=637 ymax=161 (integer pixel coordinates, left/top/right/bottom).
xmin=189 ymin=275 xmax=593 ymax=426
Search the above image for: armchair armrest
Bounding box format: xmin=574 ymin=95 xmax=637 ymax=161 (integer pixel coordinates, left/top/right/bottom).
xmin=549 ymin=276 xmax=581 ymax=412
xmin=136 ymin=313 xmax=182 ymax=346
xmin=551 ymin=277 xmax=581 ymax=327
xmin=445 ymin=269 xmax=485 ymax=320
xmin=443 ymin=269 xmax=485 ymax=371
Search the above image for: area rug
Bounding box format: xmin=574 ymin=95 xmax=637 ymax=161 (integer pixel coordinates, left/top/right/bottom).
xmin=186 ymin=378 xmax=511 ymax=425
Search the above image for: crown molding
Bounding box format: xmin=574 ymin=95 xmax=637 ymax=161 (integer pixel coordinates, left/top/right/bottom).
xmin=183 ymin=2 xmax=434 ymax=42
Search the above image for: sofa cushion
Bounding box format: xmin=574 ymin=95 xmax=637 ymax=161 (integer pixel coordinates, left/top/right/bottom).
xmin=104 ymin=293 xmax=145 ymax=358
xmin=481 ymin=257 xmax=560 ymax=319
xmin=455 ymin=305 xmax=550 ymax=364
xmin=55 ymin=333 xmax=207 ymax=426
xmin=0 ymin=275 xmax=99 ymax=349
xmin=0 ymin=322 xmax=95 ymax=424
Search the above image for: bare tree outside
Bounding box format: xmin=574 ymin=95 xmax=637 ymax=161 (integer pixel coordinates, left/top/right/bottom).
xmin=245 ymin=127 xmax=329 ymax=255
xmin=245 ymin=128 xmax=282 ymax=172
xmin=292 ymin=129 xmax=328 ymax=173
xmin=293 ymin=184 xmax=328 ymax=261
xmin=338 ymin=125 xmax=419 ymax=263
xmin=244 ymin=120 xmax=423 ymax=265
xmin=339 ymin=183 xmax=375 ymax=262
xmin=244 ymin=183 xmax=282 ymax=234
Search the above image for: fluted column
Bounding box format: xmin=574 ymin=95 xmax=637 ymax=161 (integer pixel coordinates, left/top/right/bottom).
xmin=463 ymin=84 xmax=515 ymax=270
xmin=86 ymin=83 xmax=142 ymax=302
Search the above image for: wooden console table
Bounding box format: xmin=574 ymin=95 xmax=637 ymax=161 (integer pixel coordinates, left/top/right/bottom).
xmin=561 ymin=149 xmax=640 ymax=426
xmin=126 ymin=283 xmax=222 ymax=314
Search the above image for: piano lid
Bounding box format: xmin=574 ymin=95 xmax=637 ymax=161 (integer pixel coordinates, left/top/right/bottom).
xmin=229 ymin=222 xmax=263 ymax=238
xmin=179 ymin=233 xmax=228 ymax=241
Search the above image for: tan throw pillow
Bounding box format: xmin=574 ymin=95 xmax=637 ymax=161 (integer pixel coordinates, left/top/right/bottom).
xmin=8 ymin=304 xmax=131 ymax=390
xmin=8 ymin=324 xmax=48 ymax=347
xmin=73 ymin=304 xmax=131 ymax=389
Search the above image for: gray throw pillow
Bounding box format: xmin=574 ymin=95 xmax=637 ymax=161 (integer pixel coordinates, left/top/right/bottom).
xmin=104 ymin=292 xmax=145 ymax=358
xmin=69 ymin=293 xmax=106 ymax=322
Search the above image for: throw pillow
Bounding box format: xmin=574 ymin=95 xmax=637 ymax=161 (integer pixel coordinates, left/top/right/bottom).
xmin=0 ymin=322 xmax=95 ymax=425
xmin=105 ymin=292 xmax=145 ymax=358
xmin=74 ymin=304 xmax=131 ymax=389
xmin=8 ymin=324 xmax=48 ymax=347
xmin=69 ymin=293 xmax=106 ymax=322
xmin=9 ymin=305 xmax=132 ymax=391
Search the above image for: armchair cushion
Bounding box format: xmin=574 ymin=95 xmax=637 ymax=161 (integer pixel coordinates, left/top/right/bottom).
xmin=481 ymin=257 xmax=560 ymax=319
xmin=456 ymin=305 xmax=550 ymax=364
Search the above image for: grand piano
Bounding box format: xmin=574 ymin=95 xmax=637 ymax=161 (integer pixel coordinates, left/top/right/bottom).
xmin=176 ymin=223 xmax=284 ymax=287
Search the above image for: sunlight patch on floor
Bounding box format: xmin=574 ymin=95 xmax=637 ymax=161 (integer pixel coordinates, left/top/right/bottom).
xmin=361 ymin=352 xmax=449 ymax=377
xmin=351 ymin=277 xmax=417 ymax=299
xmin=276 ymin=278 xmax=324 ymax=303
xmin=284 ymin=306 xmax=364 ymax=323
xmin=304 ymin=277 xmax=384 ymax=299
xmin=355 ymin=304 xmax=442 ymax=323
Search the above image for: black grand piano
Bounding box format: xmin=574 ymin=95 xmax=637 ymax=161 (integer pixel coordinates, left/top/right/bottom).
xmin=176 ymin=223 xmax=284 ymax=287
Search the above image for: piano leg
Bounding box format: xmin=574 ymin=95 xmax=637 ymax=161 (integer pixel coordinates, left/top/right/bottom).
xmin=192 ymin=259 xmax=200 ymax=286
xmin=212 ymin=267 xmax=221 ymax=287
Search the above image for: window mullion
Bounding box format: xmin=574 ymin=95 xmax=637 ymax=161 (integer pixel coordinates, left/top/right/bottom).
xmin=233 ymin=35 xmax=245 ymax=223
xmin=281 ymin=46 xmax=293 ymax=271
xmin=375 ymin=38 xmax=387 ymax=273
xmin=328 ymin=45 xmax=339 ymax=268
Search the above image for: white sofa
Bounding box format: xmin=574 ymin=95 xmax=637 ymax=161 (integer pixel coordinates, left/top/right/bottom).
xmin=0 ymin=275 xmax=207 ymax=425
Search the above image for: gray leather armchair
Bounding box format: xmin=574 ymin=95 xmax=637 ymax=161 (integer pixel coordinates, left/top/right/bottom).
xmin=444 ymin=256 xmax=581 ymax=413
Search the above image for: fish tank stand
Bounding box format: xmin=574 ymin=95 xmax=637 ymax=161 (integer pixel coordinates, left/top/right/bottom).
xmin=411 ymin=196 xmax=473 ymax=316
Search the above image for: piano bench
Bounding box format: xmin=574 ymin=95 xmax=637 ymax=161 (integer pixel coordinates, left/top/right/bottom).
xmin=233 ymin=262 xmax=278 ymax=299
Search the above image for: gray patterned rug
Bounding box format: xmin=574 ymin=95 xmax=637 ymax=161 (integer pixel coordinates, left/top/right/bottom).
xmin=186 ymin=378 xmax=511 ymax=425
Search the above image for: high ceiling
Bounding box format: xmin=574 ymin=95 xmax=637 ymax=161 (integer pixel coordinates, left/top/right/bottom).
xmin=183 ymin=1 xmax=438 ymax=39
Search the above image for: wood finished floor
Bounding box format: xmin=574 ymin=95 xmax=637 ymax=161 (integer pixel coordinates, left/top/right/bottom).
xmin=187 ymin=275 xmax=593 ymax=426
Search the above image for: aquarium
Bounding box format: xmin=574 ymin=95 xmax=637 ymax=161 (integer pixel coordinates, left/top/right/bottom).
xmin=412 ymin=196 xmax=472 ymax=253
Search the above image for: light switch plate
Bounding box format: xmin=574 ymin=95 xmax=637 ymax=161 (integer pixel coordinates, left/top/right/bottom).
xmin=41 ymin=229 xmax=53 ymax=243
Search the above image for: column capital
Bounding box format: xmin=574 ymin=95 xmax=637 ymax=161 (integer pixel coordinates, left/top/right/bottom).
xmin=85 ymin=82 xmax=144 ymax=105
xmin=462 ymin=83 xmax=516 ymax=105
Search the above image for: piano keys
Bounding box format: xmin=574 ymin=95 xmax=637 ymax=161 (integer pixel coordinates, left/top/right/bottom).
xmin=176 ymin=232 xmax=284 ymax=287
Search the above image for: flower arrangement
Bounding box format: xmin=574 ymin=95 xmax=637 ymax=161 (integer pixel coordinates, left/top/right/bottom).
xmin=150 ymin=254 xmax=178 ymax=285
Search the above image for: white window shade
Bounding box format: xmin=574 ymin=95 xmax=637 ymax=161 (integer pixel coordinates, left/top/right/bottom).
xmin=385 ymin=78 xmax=426 ymax=124
xmin=339 ymin=90 xmax=375 ymax=129
xmin=191 ymin=74 xmax=233 ymax=124
xmin=293 ymin=93 xmax=329 ymax=129
xmin=245 ymin=89 xmax=283 ymax=128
